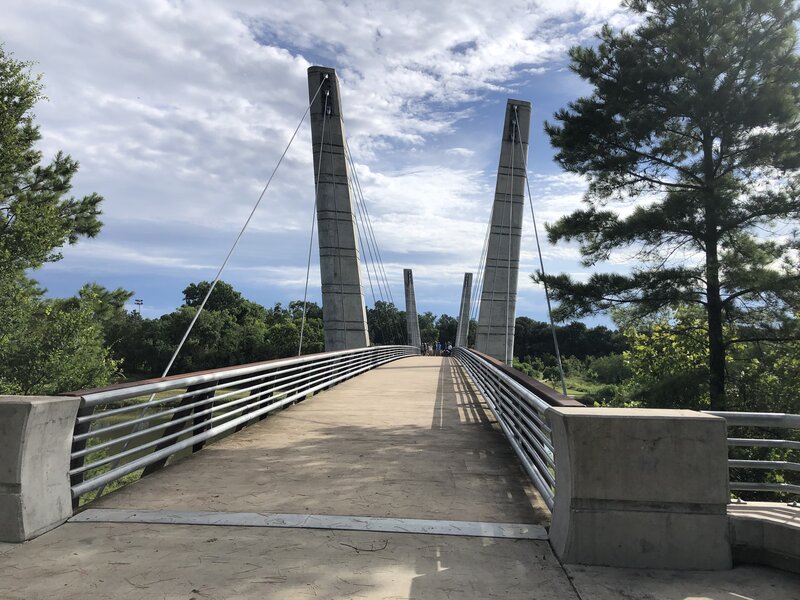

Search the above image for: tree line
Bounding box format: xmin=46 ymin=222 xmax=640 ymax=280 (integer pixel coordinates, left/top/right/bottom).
xmin=2 ymin=0 xmax=799 ymax=417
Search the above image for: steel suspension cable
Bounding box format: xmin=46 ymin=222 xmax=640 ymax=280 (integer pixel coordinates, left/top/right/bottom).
xmin=348 ymin=165 xmax=385 ymax=343
xmin=163 ymin=76 xmax=327 ymax=377
xmin=298 ymin=90 xmax=330 ymax=355
xmin=470 ymin=206 xmax=493 ymax=324
xmin=514 ymin=106 xmax=567 ymax=395
xmin=343 ymin=138 xmax=404 ymax=343
xmin=353 ymin=182 xmax=381 ymax=304
xmin=349 ymin=164 xmax=382 ymax=304
xmin=504 ymin=124 xmax=516 ymax=364
xmin=345 ymin=139 xmax=395 ymax=305
xmin=348 ymin=165 xmax=385 ymax=303
xmin=94 ymin=76 xmax=328 ymax=500
xmin=322 ymin=101 xmax=350 ymax=344
xmin=480 ymin=125 xmax=516 ymax=357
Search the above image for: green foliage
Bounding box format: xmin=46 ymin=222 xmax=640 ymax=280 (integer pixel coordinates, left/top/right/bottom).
xmin=540 ymin=0 xmax=800 ymax=408
xmin=467 ymin=318 xmax=477 ymax=347
xmin=0 ymin=47 xmax=112 ymax=395
xmin=0 ymin=276 xmax=120 ymax=394
xmin=419 ymin=311 xmax=438 ymax=343
xmin=586 ymin=353 xmax=630 ymax=384
xmin=0 ymin=46 xmax=102 ymax=275
xmin=621 ymin=309 xmax=711 ymax=409
xmin=514 ymin=316 xmax=626 ymax=360
xmin=436 ymin=313 xmax=458 ymax=346
xmin=104 ymin=282 xmax=327 ymax=378
xmin=366 ymin=300 xmax=406 ymax=345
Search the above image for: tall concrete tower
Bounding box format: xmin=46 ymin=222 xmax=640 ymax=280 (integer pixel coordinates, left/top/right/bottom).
xmin=455 ymin=272 xmax=473 ymax=347
xmin=403 ymin=269 xmax=421 ymax=348
xmin=475 ymin=100 xmax=531 ymax=364
xmin=307 ymin=66 xmax=370 ymax=351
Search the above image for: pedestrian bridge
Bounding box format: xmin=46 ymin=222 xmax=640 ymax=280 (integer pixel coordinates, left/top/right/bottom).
xmin=1 ymin=348 xmax=798 ymax=599
xmin=1 ymin=65 xmax=799 ymax=597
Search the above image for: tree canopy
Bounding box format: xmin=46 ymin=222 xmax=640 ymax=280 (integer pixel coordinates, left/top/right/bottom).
xmin=0 ymin=47 xmax=112 ymax=395
xmin=0 ymin=46 xmax=102 ymax=275
xmin=541 ymin=0 xmax=800 ymax=409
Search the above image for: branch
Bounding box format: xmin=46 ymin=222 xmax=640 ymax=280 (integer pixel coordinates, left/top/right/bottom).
xmin=620 ymin=169 xmax=700 ymax=190
xmin=725 ymin=334 xmax=800 ymax=347
xmin=607 ymin=138 xmax=705 ymax=185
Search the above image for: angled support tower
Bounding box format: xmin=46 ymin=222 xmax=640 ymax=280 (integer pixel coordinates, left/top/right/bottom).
xmin=403 ymin=269 xmax=421 ymax=348
xmin=308 ymin=66 xmax=369 ymax=351
xmin=455 ymin=272 xmax=473 ymax=347
xmin=475 ymin=100 xmax=531 ymax=364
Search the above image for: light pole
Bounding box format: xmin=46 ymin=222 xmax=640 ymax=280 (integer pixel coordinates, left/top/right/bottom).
xmin=134 ymin=299 xmax=143 ymax=315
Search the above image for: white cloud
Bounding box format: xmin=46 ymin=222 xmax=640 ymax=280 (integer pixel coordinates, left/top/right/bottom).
xmin=1 ymin=0 xmax=641 ymax=321
xmin=446 ymin=147 xmax=475 ymax=157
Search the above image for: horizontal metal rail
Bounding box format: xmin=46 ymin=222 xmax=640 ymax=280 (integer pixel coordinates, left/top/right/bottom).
xmin=704 ymin=410 xmax=799 ymax=500
xmin=452 ymin=348 xmax=579 ymax=512
xmin=65 ymin=345 xmax=418 ymax=500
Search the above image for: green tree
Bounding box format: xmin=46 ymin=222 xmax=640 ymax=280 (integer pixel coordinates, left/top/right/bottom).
xmin=621 ymin=309 xmax=711 ymax=409
xmin=183 ymin=280 xmax=242 ymax=313
xmin=366 ymin=300 xmax=406 ymax=345
xmin=419 ymin=311 xmax=438 ymax=343
xmin=514 ymin=316 xmax=626 ymax=360
xmin=541 ymin=0 xmax=800 ymax=409
xmin=435 ymin=314 xmax=458 ymax=346
xmin=467 ymin=318 xmax=478 ymax=347
xmin=587 ymin=353 xmax=631 ymax=384
xmin=0 ymin=46 xmax=102 ymax=275
xmin=0 ymin=48 xmax=110 ymax=394
xmin=0 ymin=276 xmax=119 ymax=394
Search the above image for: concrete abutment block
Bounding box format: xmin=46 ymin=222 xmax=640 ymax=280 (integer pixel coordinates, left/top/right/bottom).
xmin=547 ymin=407 xmax=732 ymax=570
xmin=0 ymin=396 xmax=80 ymax=542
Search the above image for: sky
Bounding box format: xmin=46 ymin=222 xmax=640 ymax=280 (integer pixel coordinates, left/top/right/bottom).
xmin=1 ymin=0 xmax=640 ymax=323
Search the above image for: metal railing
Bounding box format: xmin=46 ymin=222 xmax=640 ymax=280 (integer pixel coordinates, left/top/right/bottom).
xmin=452 ymin=348 xmax=582 ymax=511
xmin=705 ymin=411 xmax=800 ymax=500
xmin=64 ymin=345 xmax=418 ymax=502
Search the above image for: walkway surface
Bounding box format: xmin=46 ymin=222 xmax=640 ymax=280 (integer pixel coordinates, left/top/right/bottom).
xmin=1 ymin=356 xmax=799 ymax=599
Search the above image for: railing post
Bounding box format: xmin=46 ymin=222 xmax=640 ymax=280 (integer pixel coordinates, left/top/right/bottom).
xmin=547 ymin=407 xmax=732 ymax=569
xmin=142 ymin=383 xmax=214 ymax=476
xmin=0 ymin=396 xmax=81 ymax=542
xmin=69 ymin=402 xmax=95 ymax=509
xmin=191 ymin=383 xmax=218 ymax=453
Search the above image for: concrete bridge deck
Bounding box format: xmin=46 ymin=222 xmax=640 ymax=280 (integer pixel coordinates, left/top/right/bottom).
xmin=1 ymin=357 xmax=798 ymax=599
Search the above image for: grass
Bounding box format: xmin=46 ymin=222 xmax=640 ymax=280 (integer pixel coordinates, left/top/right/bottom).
xmin=538 ymin=375 xmax=608 ymax=398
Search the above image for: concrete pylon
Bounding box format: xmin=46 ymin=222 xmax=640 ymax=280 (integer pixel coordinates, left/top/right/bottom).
xmin=308 ymin=66 xmax=369 ymax=351
xmin=455 ymin=273 xmax=473 ymax=347
xmin=403 ymin=269 xmax=421 ymax=348
xmin=475 ymin=99 xmax=530 ymax=364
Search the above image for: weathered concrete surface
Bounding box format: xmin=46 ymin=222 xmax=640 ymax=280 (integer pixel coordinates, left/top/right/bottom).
xmin=308 ymin=66 xmax=369 ymax=351
xmin=566 ymin=563 xmax=800 ymax=599
xmin=0 ymin=359 xmax=797 ymax=598
xmin=730 ymin=501 xmax=800 ymax=573
xmin=403 ymin=268 xmax=421 ymax=348
xmin=455 ymin=272 xmax=472 ymax=347
xmin=475 ymin=100 xmax=530 ymax=364
xmin=0 ymin=358 xmax=566 ymax=600
xmin=0 ymin=395 xmax=81 ymax=542
xmin=548 ymin=407 xmax=732 ymax=570
xmin=92 ymin=357 xmax=548 ymax=524
xmin=0 ymin=523 xmax=573 ymax=600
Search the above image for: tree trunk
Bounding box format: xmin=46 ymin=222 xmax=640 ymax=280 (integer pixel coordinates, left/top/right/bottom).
xmin=706 ymin=270 xmax=726 ymax=410
xmin=702 ymin=131 xmax=726 ymax=410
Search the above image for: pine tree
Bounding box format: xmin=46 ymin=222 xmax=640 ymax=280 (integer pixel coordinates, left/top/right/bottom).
xmin=0 ymin=45 xmax=102 ymax=275
xmin=542 ymin=0 xmax=800 ymax=409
